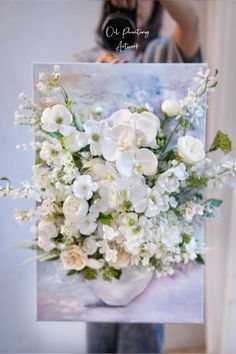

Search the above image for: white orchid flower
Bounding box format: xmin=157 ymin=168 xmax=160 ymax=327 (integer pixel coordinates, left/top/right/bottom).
xmin=41 ymin=104 xmax=74 ymax=136
xmin=116 ymin=148 xmax=158 ymax=177
xmin=106 ymin=109 xmax=132 ymax=126
xmin=102 ymin=124 xmax=136 ymax=161
xmin=73 ymin=175 xmax=97 ymax=200
xmin=73 ymin=119 xmax=105 ymax=156
xmin=132 ymin=111 xmax=160 ymax=146
xmin=107 ymin=109 xmax=160 ymax=147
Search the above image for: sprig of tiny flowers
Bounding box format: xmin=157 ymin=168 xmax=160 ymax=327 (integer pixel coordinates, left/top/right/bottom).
xmin=1 ymin=66 xmax=236 ymax=281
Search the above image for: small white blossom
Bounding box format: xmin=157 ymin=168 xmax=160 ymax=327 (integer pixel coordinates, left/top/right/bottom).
xmin=73 ymin=175 xmax=97 ymax=200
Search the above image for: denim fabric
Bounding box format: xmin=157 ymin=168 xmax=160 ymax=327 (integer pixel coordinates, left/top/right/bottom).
xmin=87 ymin=323 xmax=164 ymax=353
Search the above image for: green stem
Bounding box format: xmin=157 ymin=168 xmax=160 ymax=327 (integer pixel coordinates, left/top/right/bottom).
xmin=162 ymin=118 xmax=182 ymax=154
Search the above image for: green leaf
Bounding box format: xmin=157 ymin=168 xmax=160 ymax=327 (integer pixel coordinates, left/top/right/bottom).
xmin=206 ymin=198 xmax=223 ymax=208
xmin=67 ymin=269 xmax=79 ymax=276
xmin=182 ymin=233 xmax=191 ymax=244
xmin=102 ymin=265 xmax=121 ymax=281
xmin=80 ymin=267 xmax=97 ymax=280
xmin=46 ymin=255 xmax=60 ymax=262
xmin=195 ymin=254 xmax=205 ymax=265
xmin=0 ymin=177 xmax=11 ymax=185
xmin=66 ymin=100 xmax=72 ymax=109
xmin=48 ymin=131 xmax=63 ymax=139
xmin=209 ymin=131 xmax=232 ymax=154
xmin=35 ymin=156 xmax=43 ymax=165
xmin=98 ymin=213 xmax=113 ymax=225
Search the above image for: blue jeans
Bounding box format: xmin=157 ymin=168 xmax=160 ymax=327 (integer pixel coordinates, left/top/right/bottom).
xmin=87 ymin=323 xmax=164 ymax=353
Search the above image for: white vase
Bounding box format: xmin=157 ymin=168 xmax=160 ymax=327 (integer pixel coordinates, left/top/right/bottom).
xmin=85 ymin=266 xmax=153 ymax=306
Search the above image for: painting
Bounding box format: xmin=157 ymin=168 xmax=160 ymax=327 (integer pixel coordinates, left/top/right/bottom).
xmin=33 ymin=63 xmax=206 ymax=323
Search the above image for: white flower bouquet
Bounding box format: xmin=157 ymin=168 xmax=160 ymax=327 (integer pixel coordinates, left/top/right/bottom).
xmin=1 ymin=66 xmax=236 ymax=283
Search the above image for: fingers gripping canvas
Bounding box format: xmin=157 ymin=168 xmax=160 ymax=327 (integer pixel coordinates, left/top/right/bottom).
xmin=33 ymin=63 xmax=207 ymax=323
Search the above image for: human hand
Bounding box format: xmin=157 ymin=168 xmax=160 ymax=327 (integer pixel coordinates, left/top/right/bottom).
xmin=111 ymin=0 xmax=136 ymax=9
xmin=96 ymin=53 xmax=129 ymax=63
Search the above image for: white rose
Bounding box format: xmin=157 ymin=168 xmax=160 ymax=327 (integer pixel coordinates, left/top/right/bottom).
xmin=177 ymin=135 xmax=205 ymax=164
xmin=60 ymin=245 xmax=87 ymax=271
xmin=161 ymin=99 xmax=181 ymax=117
xmin=63 ymin=195 xmax=88 ymax=223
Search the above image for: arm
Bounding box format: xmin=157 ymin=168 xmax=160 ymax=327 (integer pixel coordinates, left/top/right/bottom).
xmin=160 ymin=0 xmax=200 ymax=60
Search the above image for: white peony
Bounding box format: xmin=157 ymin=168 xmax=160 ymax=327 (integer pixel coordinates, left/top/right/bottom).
xmin=63 ymin=194 xmax=88 ymax=223
xmin=177 ymin=135 xmax=205 ymax=164
xmin=60 ymin=245 xmax=87 ymax=271
xmin=102 ymin=124 xmax=136 ymax=161
xmin=116 ymin=148 xmax=158 ymax=177
xmin=161 ymin=99 xmax=181 ymax=117
xmin=41 ymin=104 xmax=74 ymax=136
xmin=72 ymin=175 xmax=97 ymax=200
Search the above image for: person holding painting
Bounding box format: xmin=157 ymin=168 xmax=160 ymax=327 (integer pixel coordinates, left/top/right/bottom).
xmin=77 ymin=1 xmax=202 ymax=352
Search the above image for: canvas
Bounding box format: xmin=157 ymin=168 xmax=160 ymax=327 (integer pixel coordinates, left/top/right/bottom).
xmin=33 ymin=63 xmax=206 ymax=323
